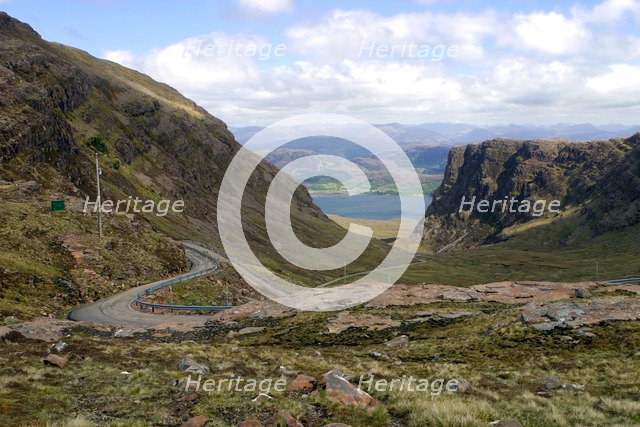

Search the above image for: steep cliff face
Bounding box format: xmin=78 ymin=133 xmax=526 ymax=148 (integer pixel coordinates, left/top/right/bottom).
xmin=423 ymin=135 xmax=640 ymax=252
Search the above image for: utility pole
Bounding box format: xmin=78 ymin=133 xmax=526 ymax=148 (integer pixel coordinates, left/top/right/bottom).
xmin=344 ymin=257 xmax=346 ymax=285
xmin=95 ymin=152 xmax=103 ymax=238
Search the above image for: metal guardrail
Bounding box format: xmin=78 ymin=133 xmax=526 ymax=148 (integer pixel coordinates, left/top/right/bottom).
xmin=604 ymin=277 xmax=640 ymax=285
xmin=132 ymin=246 xmax=233 ymax=313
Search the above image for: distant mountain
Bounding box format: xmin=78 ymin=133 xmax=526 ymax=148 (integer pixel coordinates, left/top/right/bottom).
xmin=232 ymin=122 xmax=640 ymax=149
xmin=228 ymin=125 xmax=264 ymax=144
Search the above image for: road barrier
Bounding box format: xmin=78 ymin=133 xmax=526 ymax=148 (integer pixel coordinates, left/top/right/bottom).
xmin=132 ymin=245 xmax=233 ymax=312
xmin=604 ymin=277 xmax=640 ymax=285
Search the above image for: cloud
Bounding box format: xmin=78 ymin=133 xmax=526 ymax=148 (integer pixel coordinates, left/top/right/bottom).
xmin=285 ymin=9 xmax=496 ymax=63
xmin=104 ymin=50 xmax=135 ymax=67
xmin=100 ymin=1 xmax=640 ymax=125
xmin=509 ymin=12 xmax=591 ymax=55
xmin=574 ymin=0 xmax=640 ymax=24
xmin=587 ymin=64 xmax=640 ymax=95
xmin=235 ymin=0 xmax=293 ymax=14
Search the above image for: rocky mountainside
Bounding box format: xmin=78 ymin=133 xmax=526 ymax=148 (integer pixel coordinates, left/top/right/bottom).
xmin=423 ymin=134 xmax=640 ymax=252
xmin=0 ymin=13 xmax=387 ymax=318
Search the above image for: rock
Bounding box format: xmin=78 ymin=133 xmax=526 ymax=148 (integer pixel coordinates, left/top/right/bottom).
xmin=180 ymin=415 xmax=209 ymax=427
xmin=489 ymin=421 xmax=523 ymax=427
xmin=521 ymin=298 xmax=640 ymax=330
xmin=576 ymin=329 xmax=596 ymax=337
xmin=178 ymin=393 xmax=199 ymax=402
xmin=369 ymin=351 xmax=390 ymax=360
xmin=559 ymin=335 xmax=574 ymax=342
xmin=286 ymin=374 xmax=315 ymax=393
xmin=532 ymin=322 xmax=564 ymax=332
xmin=326 ymin=312 xmax=400 ymax=334
xmin=535 ymin=376 xmax=561 ymax=391
xmin=113 ymin=329 xmax=134 ymax=338
xmin=208 ymin=301 xmax=296 ymax=325
xmin=324 ymin=424 xmax=352 ymax=427
xmin=448 ymin=378 xmax=471 ymax=393
xmin=252 ymin=393 xmax=273 ymax=402
xmin=49 ymin=342 xmax=67 ymax=353
xmin=43 ymin=354 xmax=68 ymax=368
xmin=176 ymin=376 xmax=200 ymax=392
xmin=228 ymin=326 xmax=266 ymax=337
xmin=384 ymin=335 xmax=409 ymax=348
xmin=575 ymin=288 xmax=592 ymax=298
xmin=266 ymin=411 xmax=303 ymax=427
xmin=323 ymin=370 xmax=381 ymax=408
xmin=237 ymin=420 xmax=264 ymax=427
xmin=9 ymin=318 xmax=74 ymax=342
xmin=561 ymin=383 xmax=585 ymax=392
xmin=179 ymin=356 xmax=210 ymax=376
xmin=3 ymin=315 xmax=20 ymax=324
xmin=0 ymin=326 xmax=15 ymax=342
xmin=275 ymin=365 xmax=299 ymax=379
xmin=313 ymin=351 xmax=322 ymax=357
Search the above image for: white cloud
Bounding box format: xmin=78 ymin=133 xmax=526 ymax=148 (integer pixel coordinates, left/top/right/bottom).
xmin=575 ymin=0 xmax=640 ymax=24
xmin=104 ymin=50 xmax=135 ymax=67
xmin=100 ymin=3 xmax=640 ymax=125
xmin=285 ymin=9 xmax=496 ymax=63
xmin=236 ymin=0 xmax=293 ymax=14
xmin=510 ymin=12 xmax=591 ymax=55
xmin=586 ymin=64 xmax=640 ymax=95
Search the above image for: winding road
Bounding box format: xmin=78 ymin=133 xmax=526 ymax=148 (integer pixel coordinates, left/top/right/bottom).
xmin=68 ymin=242 xmax=222 ymax=330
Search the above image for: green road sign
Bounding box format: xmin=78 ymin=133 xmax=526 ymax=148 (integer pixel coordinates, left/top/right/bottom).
xmin=51 ymin=199 xmax=65 ymax=212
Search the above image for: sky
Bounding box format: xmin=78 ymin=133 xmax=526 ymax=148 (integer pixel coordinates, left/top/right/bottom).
xmin=3 ymin=0 xmax=640 ymax=127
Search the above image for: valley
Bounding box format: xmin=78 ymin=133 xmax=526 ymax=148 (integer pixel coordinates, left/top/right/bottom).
xmin=1 ymin=8 xmax=640 ymax=427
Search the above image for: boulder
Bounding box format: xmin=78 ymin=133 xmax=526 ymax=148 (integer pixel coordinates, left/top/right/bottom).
xmin=369 ymin=351 xmax=390 ymax=360
xmin=575 ymin=288 xmax=591 ymax=298
xmin=535 ymin=376 xmax=561 ymax=391
xmin=43 ymin=354 xmax=68 ymax=368
xmin=180 ymin=415 xmax=209 ymax=427
xmin=327 ymin=312 xmax=400 ymax=334
xmin=490 ymin=421 xmax=523 ymax=427
xmin=179 ymin=356 xmax=210 ymax=376
xmin=448 ymin=378 xmax=471 ymax=393
xmin=275 ymin=365 xmax=299 ymax=379
xmin=238 ymin=420 xmax=264 ymax=427
xmin=323 ymin=370 xmax=381 ymax=408
xmin=521 ymin=298 xmax=640 ymax=330
xmin=9 ymin=318 xmax=74 ymax=342
xmin=286 ymin=374 xmax=315 ymax=393
xmin=384 ymin=335 xmax=409 ymax=348
xmin=176 ymin=376 xmax=200 ymax=392
xmin=266 ymin=412 xmax=303 ymax=427
xmin=561 ymin=383 xmax=585 ymax=392
xmin=49 ymin=342 xmax=68 ymax=353
xmin=252 ymin=393 xmax=273 ymax=402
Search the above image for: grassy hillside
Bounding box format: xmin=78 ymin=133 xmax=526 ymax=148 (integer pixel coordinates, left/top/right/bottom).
xmin=0 ymin=12 xmax=389 ymax=318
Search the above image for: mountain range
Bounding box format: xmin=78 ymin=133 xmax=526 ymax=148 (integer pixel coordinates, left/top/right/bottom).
xmin=232 ymin=122 xmax=640 ymax=147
